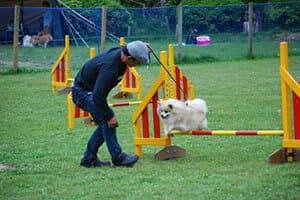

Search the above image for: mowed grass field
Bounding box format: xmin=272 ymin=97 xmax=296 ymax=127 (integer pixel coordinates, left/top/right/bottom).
xmin=1 ymin=46 xmax=300 ymax=199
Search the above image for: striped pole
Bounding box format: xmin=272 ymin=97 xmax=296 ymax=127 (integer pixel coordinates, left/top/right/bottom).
xmin=171 ymin=130 xmax=283 ymax=136
xmin=108 ymin=101 xmax=142 ymax=107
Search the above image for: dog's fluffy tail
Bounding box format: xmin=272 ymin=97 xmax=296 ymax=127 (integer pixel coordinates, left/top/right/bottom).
xmin=186 ymin=98 xmax=208 ymax=114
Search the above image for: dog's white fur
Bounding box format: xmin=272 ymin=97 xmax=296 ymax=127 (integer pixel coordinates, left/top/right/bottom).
xmin=157 ymin=98 xmax=208 ymax=135
xmin=22 ymin=35 xmax=33 ymax=47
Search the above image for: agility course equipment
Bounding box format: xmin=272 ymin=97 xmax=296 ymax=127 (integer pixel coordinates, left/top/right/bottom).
xmin=131 ymin=43 xmax=299 ymax=164
xmin=51 ymin=35 xmax=72 ymax=94
xmin=66 ymin=38 xmax=143 ymax=128
xmin=67 ymin=92 xmax=142 ymax=128
xmin=51 ymin=35 xmax=142 ymax=98
xmin=132 ymin=44 xmax=197 ymax=157
xmin=113 ymin=37 xmax=142 ymax=100
xmin=268 ymin=42 xmax=300 ymax=164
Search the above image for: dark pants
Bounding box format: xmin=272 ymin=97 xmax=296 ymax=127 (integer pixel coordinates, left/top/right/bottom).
xmin=71 ymin=86 xmax=122 ymax=162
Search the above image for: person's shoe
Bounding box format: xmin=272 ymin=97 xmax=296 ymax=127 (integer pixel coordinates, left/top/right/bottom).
xmin=80 ymin=159 xmax=111 ymax=168
xmin=112 ymin=152 xmax=139 ymax=167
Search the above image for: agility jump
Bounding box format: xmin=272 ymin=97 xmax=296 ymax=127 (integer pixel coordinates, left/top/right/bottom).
xmin=51 ymin=35 xmax=142 ymax=98
xmin=66 ymin=37 xmax=143 ymax=128
xmin=51 ymin=35 xmax=72 ymax=94
xmin=113 ymin=37 xmax=142 ymax=100
xmin=132 ymin=42 xmax=299 ymax=164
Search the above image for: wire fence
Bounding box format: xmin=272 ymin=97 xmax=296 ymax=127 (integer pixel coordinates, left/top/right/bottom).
xmin=0 ymin=2 xmax=300 ymax=70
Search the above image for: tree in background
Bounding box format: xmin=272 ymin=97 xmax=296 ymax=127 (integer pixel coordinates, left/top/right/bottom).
xmin=60 ymin=0 xmax=299 ymax=8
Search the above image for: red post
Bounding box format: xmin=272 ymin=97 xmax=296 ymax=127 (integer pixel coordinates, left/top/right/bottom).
xmin=152 ymin=92 xmax=161 ymax=138
xmin=61 ymin=57 xmax=65 ymax=82
xmin=75 ymin=106 xmax=81 ymax=118
xmin=132 ymin=75 xmax=136 ymax=88
xmin=175 ymin=67 xmax=181 ymax=100
xmin=142 ymin=107 xmax=149 ymax=138
xmin=183 ymin=76 xmax=188 ymax=101
xmin=125 ymin=68 xmax=130 ymax=87
xmin=83 ymin=111 xmax=89 ymax=117
xmin=55 ymin=67 xmax=60 ymax=81
xmin=293 ymin=92 xmax=300 ymax=139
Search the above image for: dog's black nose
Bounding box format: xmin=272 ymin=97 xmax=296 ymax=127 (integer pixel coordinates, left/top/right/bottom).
xmin=160 ymin=114 xmax=168 ymax=119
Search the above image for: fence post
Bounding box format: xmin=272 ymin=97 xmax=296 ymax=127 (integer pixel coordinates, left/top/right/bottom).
xmin=177 ymin=2 xmax=183 ymax=63
xmin=248 ymin=2 xmax=254 ymax=58
xmin=101 ymin=6 xmax=107 ymax=51
xmin=13 ymin=5 xmax=20 ymax=73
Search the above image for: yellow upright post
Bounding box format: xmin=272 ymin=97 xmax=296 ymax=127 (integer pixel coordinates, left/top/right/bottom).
xmin=168 ymin=44 xmax=176 ymax=99
xmin=280 ymin=42 xmax=293 ymax=161
xmin=90 ymin=48 xmax=96 ymax=59
xmin=120 ymin=37 xmax=125 ymax=46
xmin=161 ymin=51 xmax=169 ymax=99
xmin=65 ymin=35 xmax=71 ymax=87
xmin=67 ymin=93 xmax=74 ymax=128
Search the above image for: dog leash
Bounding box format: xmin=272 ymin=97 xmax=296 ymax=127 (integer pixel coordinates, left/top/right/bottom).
xmin=148 ymin=46 xmax=185 ymax=95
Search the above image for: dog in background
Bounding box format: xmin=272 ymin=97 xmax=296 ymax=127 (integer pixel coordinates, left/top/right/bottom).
xmin=157 ymin=98 xmax=208 ymax=135
xmin=22 ymin=35 xmax=33 ymax=47
xmin=30 ymin=31 xmax=53 ymax=48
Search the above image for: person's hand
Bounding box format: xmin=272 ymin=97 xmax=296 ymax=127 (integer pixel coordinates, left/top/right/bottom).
xmin=107 ymin=116 xmax=119 ymax=128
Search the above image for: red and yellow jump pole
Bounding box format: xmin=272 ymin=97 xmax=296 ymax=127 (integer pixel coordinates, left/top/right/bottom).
xmin=172 ymin=130 xmax=283 ymax=136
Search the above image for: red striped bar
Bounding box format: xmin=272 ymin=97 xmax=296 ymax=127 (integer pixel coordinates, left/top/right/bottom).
xmin=110 ymin=102 xmax=130 ymax=107
xmin=236 ymin=130 xmax=258 ymax=135
xmin=171 ymin=130 xmax=283 ymax=136
xmin=109 ymin=101 xmax=141 ymax=107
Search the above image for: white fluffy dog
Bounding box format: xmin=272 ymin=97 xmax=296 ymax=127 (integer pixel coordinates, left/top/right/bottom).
xmin=157 ymin=98 xmax=208 ymax=135
xmin=22 ymin=35 xmax=33 ymax=47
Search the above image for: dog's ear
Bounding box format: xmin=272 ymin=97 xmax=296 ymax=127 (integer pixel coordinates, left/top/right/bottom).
xmin=168 ymin=104 xmax=173 ymax=110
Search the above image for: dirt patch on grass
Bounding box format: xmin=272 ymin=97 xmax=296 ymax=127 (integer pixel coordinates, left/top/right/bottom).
xmin=0 ymin=163 xmax=16 ymax=171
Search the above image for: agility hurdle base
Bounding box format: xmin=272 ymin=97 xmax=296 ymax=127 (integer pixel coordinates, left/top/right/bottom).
xmin=268 ymin=42 xmax=300 ymax=164
xmin=51 ymin=35 xmax=73 ymax=94
xmin=132 ymin=44 xmax=297 ymax=163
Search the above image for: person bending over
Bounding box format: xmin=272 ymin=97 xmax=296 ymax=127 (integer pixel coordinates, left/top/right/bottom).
xmin=72 ymin=41 xmax=149 ymax=168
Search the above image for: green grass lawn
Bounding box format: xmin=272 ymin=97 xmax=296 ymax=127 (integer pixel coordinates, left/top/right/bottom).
xmin=1 ymin=50 xmax=300 ymax=199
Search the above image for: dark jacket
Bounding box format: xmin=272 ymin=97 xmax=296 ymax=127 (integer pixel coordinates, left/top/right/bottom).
xmin=74 ymin=47 xmax=127 ymax=121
